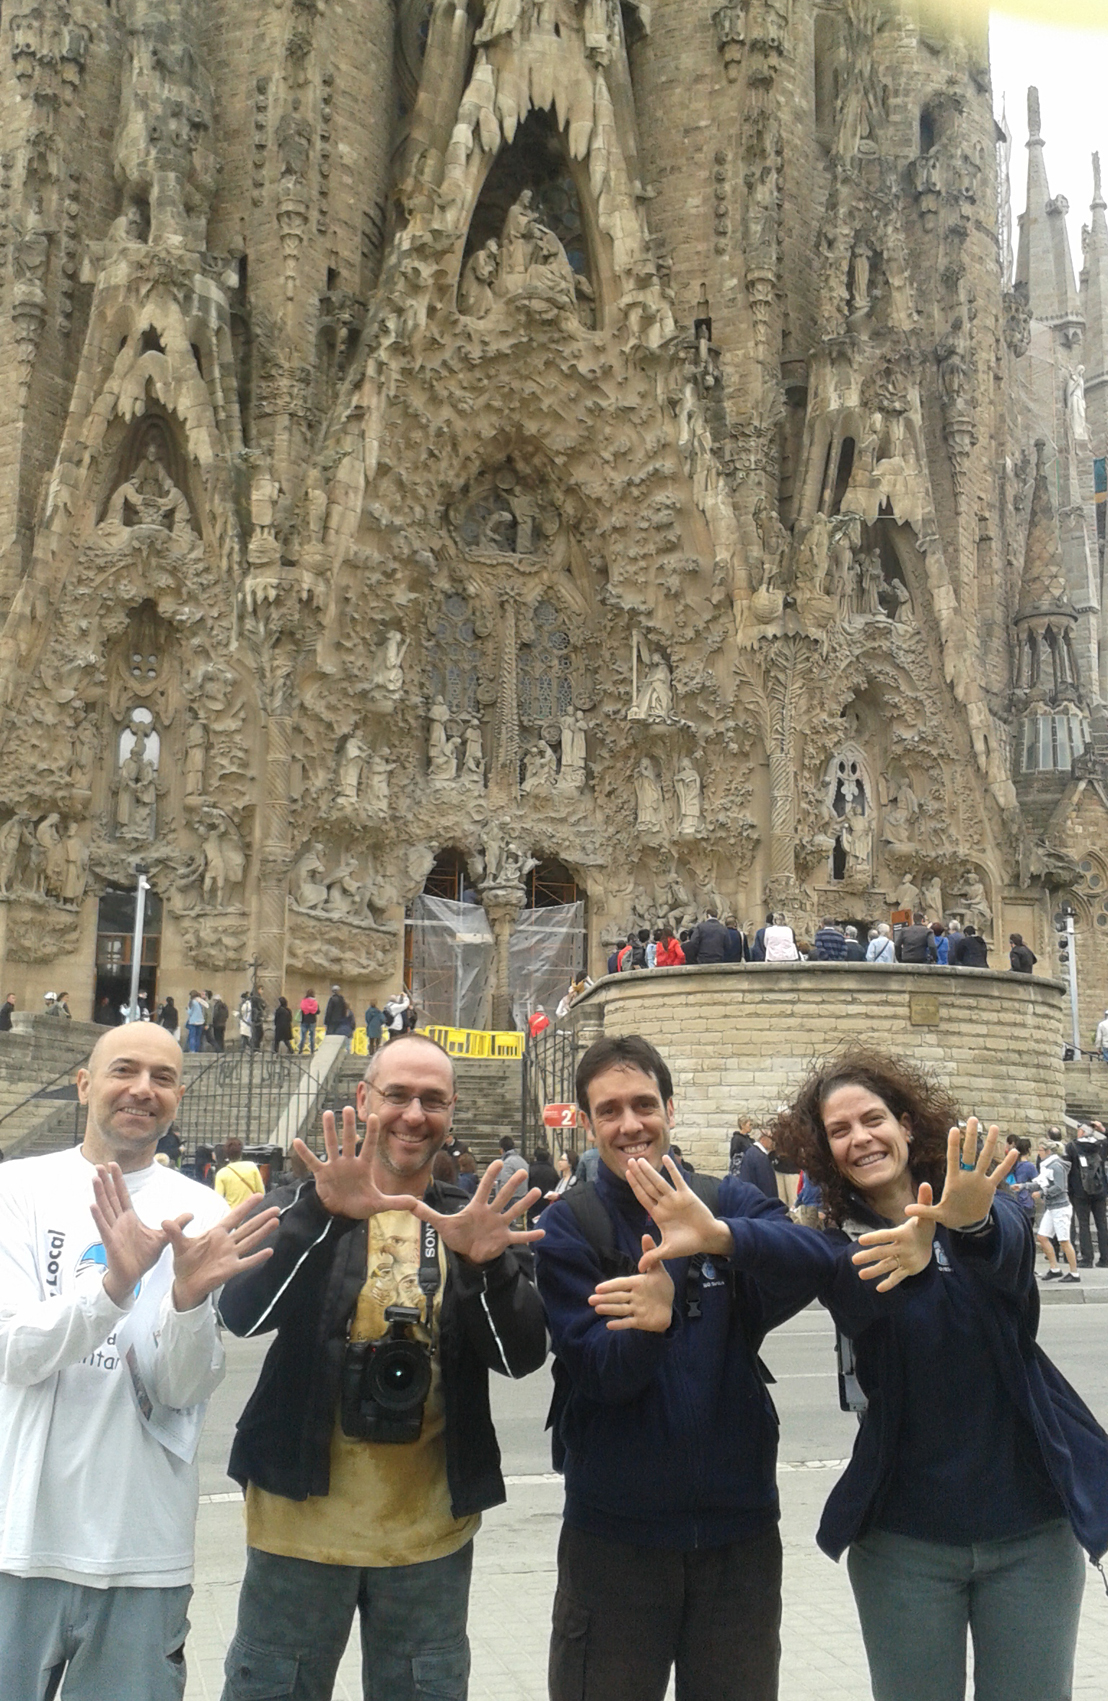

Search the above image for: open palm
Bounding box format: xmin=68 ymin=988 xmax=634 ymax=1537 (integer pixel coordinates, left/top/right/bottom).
xmin=413 ymin=1160 xmax=544 ymax=1265
xmin=293 ymin=1108 xmax=419 ymax=1220
xmin=91 ymin=1164 xmax=179 ymax=1308
xmin=164 ymin=1196 xmax=280 ymax=1311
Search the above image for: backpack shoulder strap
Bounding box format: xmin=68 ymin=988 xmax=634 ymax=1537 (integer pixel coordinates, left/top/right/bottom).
xmin=563 ymin=1182 xmax=636 ymax=1277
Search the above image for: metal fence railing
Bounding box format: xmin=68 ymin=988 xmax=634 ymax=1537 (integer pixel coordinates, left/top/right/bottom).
xmin=175 ymin=1048 xmax=327 ymax=1159
xmin=521 ymin=1025 xmax=580 ymax=1157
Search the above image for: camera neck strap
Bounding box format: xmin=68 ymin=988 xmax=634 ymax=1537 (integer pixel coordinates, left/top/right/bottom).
xmin=418 ymin=1217 xmax=441 ymax=1327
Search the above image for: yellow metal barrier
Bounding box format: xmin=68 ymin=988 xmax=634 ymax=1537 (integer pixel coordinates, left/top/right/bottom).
xmin=419 ymin=1025 xmax=524 ymax=1059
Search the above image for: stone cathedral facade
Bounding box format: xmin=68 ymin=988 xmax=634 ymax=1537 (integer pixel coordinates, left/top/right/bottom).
xmin=0 ymin=0 xmax=1105 ymax=1031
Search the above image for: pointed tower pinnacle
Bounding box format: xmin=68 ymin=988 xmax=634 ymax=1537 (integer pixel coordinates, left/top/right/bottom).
xmin=1083 ymin=152 xmax=1108 ymax=446
xmin=1018 ymin=441 xmax=1075 ymax=624
xmin=1014 ymin=87 xmax=1082 ymax=325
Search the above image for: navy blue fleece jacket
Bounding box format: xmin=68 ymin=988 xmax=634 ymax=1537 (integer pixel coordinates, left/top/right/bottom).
xmin=534 ymin=1162 xmax=888 ymax=1550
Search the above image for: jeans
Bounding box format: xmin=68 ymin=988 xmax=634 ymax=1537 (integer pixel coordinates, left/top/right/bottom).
xmin=298 ymin=1023 xmax=316 ymax=1054
xmin=186 ymin=1024 xmax=203 ymax=1052
xmin=221 ymin=1542 xmax=472 ymax=1701
xmin=0 ymin=1573 xmax=191 ymax=1701
xmin=548 ymin=1521 xmax=781 ymax=1701
xmin=1073 ymin=1191 xmax=1108 ymax=1262
xmin=847 ymin=1519 xmax=1085 ymax=1701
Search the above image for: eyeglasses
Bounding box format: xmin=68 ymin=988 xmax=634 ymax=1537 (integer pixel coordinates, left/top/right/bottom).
xmin=368 ymin=1084 xmax=455 ymax=1114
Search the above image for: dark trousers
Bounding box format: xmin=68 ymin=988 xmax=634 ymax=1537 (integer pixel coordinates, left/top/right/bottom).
xmin=548 ymin=1520 xmax=782 ymax=1701
xmin=1073 ymin=1191 xmax=1108 ymax=1262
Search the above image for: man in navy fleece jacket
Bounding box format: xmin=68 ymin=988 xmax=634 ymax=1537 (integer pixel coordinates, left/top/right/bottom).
xmin=534 ymin=1034 xmax=822 ymax=1701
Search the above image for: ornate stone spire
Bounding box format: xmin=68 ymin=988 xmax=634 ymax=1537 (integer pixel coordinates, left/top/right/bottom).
xmin=1017 ymin=441 xmax=1075 ymax=624
xmin=1014 ymin=87 xmax=1082 ymax=324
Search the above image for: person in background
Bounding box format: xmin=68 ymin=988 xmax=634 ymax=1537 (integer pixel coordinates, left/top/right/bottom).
xmin=529 ymin=1007 xmax=552 ymax=1038
xmin=1004 ymin=1136 xmax=1038 ymax=1225
xmin=683 ymin=908 xmax=730 ymax=965
xmin=723 ymin=918 xmax=746 ymax=962
xmin=383 ymin=989 xmax=411 ymax=1039
xmin=456 ymin=1149 xmax=479 ymax=1197
xmin=750 ymin=912 xmax=773 ymax=962
xmin=792 ymin=1170 xmax=823 ymax=1228
xmin=738 ymin=1126 xmax=779 ymax=1200
xmin=492 ymin=1135 xmax=529 ymax=1202
xmin=931 ymin=921 xmax=950 ymax=965
xmin=728 ymin=1122 xmax=755 ymax=1176
xmin=606 ymin=942 xmax=621 ymax=975
xmin=549 ymin=1149 xmax=578 ymax=1198
xmin=363 ymin=1001 xmax=385 ymax=1054
xmin=948 ymin=925 xmax=988 ymax=967
xmin=55 ymin=991 xmax=72 ymax=1019
xmin=215 ymin=1138 xmax=266 ymax=1209
xmin=158 ymin=995 xmax=179 ymax=1039
xmin=337 ymin=1002 xmax=356 ymax=1054
xmin=323 ymin=985 xmax=346 ymax=1036
xmin=185 ymin=989 xmax=206 ymax=1052
xmin=1093 ymin=1009 xmax=1108 ymax=1063
xmin=763 ymin=912 xmax=799 ymax=962
xmin=528 ymin=1144 xmax=560 ymax=1223
xmin=577 ymin=1126 xmax=601 ymax=1184
xmin=1009 ymin=933 xmax=1037 ymax=975
xmin=0 ymin=994 xmax=14 ymax=1032
xmin=1064 ymin=1121 xmax=1108 ymax=1268
xmin=1031 ymin=1138 xmax=1080 ymax=1283
xmin=432 ymin=1149 xmax=459 ymax=1185
xmin=237 ymin=993 xmax=253 ymax=1051
xmin=210 ymin=992 xmax=228 ymax=1052
xmin=298 ymin=989 xmax=319 ymax=1054
xmin=194 ymin=1144 xmax=216 ymax=1187
xmin=670 ymin=1143 xmax=695 ymax=1173
xmin=842 ymin=926 xmax=865 ymax=962
xmin=155 ymin=1122 xmax=182 ymax=1168
xmin=866 ymin=924 xmax=895 ymax=964
xmin=812 ymin=918 xmax=847 ymax=961
xmin=273 ymin=996 xmax=294 ymax=1055
xmin=654 ymin=926 xmax=685 ymax=967
xmin=895 ymin=912 xmax=936 ymax=964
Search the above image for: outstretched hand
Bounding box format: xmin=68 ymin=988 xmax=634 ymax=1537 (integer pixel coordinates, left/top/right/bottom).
xmin=292 ymin=1107 xmax=419 ymax=1220
xmin=625 ymin=1154 xmax=733 ymax=1272
xmin=904 ymin=1118 xmax=1018 ymax=1230
xmin=590 ymin=1234 xmax=676 ymax=1332
xmin=165 ymin=1196 xmax=280 ymax=1312
xmin=91 ymin=1164 xmax=179 ymax=1307
xmin=853 ymin=1184 xmax=936 ymax=1291
xmin=412 ymin=1160 xmax=544 ymax=1265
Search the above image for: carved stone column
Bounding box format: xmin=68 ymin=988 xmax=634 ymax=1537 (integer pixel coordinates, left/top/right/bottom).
xmin=768 ymin=748 xmax=796 ymax=882
xmin=255 ymin=712 xmax=292 ymax=1011
xmin=482 ymin=885 xmax=525 ymax=1032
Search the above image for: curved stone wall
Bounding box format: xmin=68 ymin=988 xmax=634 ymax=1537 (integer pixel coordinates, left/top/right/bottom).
xmin=565 ymin=963 xmax=1066 ymax=1172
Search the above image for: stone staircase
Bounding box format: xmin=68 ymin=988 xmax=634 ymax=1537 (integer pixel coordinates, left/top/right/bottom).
xmin=0 ymin=1016 xmax=103 ymax=1160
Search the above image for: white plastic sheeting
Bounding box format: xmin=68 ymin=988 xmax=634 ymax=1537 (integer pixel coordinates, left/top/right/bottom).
xmin=408 ymin=895 xmax=494 ymax=1029
xmin=509 ymin=902 xmax=586 ymax=1030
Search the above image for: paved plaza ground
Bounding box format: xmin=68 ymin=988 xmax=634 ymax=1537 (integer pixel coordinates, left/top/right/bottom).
xmin=185 ymin=1283 xmax=1108 ymax=1701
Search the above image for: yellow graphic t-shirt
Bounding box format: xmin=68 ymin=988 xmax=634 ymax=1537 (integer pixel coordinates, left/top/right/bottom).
xmin=246 ymin=1209 xmax=481 ymax=1567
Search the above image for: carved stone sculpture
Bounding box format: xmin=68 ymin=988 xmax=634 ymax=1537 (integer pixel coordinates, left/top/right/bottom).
xmin=892 ymin=874 xmax=922 ymax=914
xmin=675 ymin=757 xmax=703 ymax=837
xmin=292 ymin=843 xmax=329 ymax=910
xmin=521 ymin=740 xmax=557 ymax=793
xmin=558 ymin=709 xmax=587 ymax=791
xmin=1065 ymin=366 xmax=1088 ymax=443
xmin=106 ymin=443 xmax=194 ymax=535
xmin=200 ymin=816 xmax=246 ymax=909
xmin=630 ymin=637 xmax=674 ymax=721
xmin=116 ymin=726 xmax=157 ymax=840
xmin=60 ymin=823 xmax=90 ymax=906
xmin=0 ymin=818 xmax=27 ymax=896
xmin=635 ymin=756 xmax=665 ymax=834
xmin=36 ymin=814 xmax=67 ymax=899
xmin=428 ymin=697 xmax=460 ymax=780
xmin=369 ymin=631 xmax=409 ymax=699
xmin=459 ymin=241 xmax=499 ymax=318
xmin=365 ymin=748 xmax=395 ymax=812
xmin=338 ymin=734 xmax=368 ymax=806
xmin=921 ymin=875 xmax=943 ymax=920
xmin=184 ymin=719 xmax=207 ymax=801
xmin=958 ymin=872 xmax=992 ymax=935
xmin=841 ymin=806 xmax=873 ymax=889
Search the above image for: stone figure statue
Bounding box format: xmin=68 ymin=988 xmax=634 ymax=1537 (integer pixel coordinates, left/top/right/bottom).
xmin=200 ymin=818 xmax=246 ymax=909
xmin=184 ymin=719 xmax=207 ymax=800
xmin=116 ymin=726 xmax=157 ymax=839
xmin=674 ymin=757 xmax=703 ymax=836
xmin=36 ymin=814 xmax=67 ymax=899
xmin=459 ymin=240 xmax=500 ymax=318
xmin=481 ymin=822 xmax=537 ymax=890
xmin=861 ymin=550 xmax=884 ymax=617
xmin=630 ymin=637 xmax=673 ymax=721
xmin=521 ymin=741 xmax=557 ymax=793
xmin=107 ymin=442 xmax=193 ymax=534
xmin=921 ymin=875 xmax=943 ymax=920
xmin=524 ymin=225 xmax=578 ymax=310
xmin=11 ymin=195 xmax=53 ymax=292
xmin=365 ymin=748 xmax=395 ymax=812
xmin=885 ymin=577 xmax=912 ymax=623
xmin=428 ymin=698 xmax=460 ymax=780
xmin=61 ymin=823 xmax=90 ymax=906
xmin=338 ymin=735 xmax=368 ymax=807
xmin=369 ymin=631 xmax=409 ymax=698
xmin=892 ymin=873 xmax=922 ymax=914
xmin=324 ymin=856 xmax=360 ymax=917
xmin=497 ymin=190 xmax=538 ymax=295
xmin=461 ymin=722 xmax=485 ymax=783
xmin=635 ymin=756 xmax=665 ymax=834
xmin=841 ymin=805 xmax=873 ymax=887
xmin=794 ymin=512 xmax=831 ymax=597
xmin=958 ymin=871 xmax=992 ymax=934
xmin=559 ymin=709 xmax=587 ymax=791
xmin=0 ymin=817 xmax=27 ymax=896
xmin=1065 ymin=366 xmax=1088 ymax=443
xmin=848 ymin=235 xmax=872 ymax=318
xmin=292 ymin=843 xmax=329 ymax=910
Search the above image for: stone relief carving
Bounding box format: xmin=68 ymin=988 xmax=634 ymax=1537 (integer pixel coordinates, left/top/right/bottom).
xmin=674 ymin=757 xmax=703 ymax=838
xmin=629 ymin=635 xmax=674 ymax=722
xmin=635 ymin=756 xmax=665 ymax=834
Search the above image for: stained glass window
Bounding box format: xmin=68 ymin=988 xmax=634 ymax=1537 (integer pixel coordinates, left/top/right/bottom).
xmin=428 ymin=593 xmax=479 ymax=716
xmin=518 ymin=600 xmax=573 ymax=725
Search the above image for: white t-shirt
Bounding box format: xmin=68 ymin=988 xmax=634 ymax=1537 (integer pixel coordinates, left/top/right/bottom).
xmin=0 ymin=1147 xmax=228 ymax=1588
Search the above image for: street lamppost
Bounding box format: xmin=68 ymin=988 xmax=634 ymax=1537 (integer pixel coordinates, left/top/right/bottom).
xmin=1056 ymin=905 xmax=1081 ymax=1059
xmin=126 ymin=870 xmax=149 ymax=1024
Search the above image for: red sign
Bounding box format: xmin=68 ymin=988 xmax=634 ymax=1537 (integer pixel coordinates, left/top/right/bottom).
xmin=543 ymin=1103 xmax=578 ymax=1129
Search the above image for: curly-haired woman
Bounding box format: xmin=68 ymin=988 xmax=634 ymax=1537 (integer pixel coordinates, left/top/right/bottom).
xmin=616 ymin=1048 xmax=1108 ymax=1701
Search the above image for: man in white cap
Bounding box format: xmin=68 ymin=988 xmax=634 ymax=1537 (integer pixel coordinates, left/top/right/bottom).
xmin=1094 ymin=1009 xmax=1108 ymax=1063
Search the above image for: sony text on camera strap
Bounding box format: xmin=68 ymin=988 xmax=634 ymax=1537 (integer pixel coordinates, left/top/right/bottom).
xmin=418 ymin=1217 xmax=441 ymax=1333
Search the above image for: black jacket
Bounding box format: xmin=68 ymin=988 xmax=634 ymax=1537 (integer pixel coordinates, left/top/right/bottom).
xmin=949 ymin=933 xmax=989 ymax=967
xmin=895 ymin=924 xmax=936 ymax=964
xmin=273 ymin=1004 xmax=293 ymax=1042
xmin=737 ymin=1142 xmax=779 ymax=1201
xmin=219 ymin=1178 xmax=547 ymax=1516
xmin=684 ymin=917 xmax=730 ymax=964
xmin=1010 ymin=944 xmax=1037 ymax=974
xmin=323 ymin=992 xmax=346 ymax=1032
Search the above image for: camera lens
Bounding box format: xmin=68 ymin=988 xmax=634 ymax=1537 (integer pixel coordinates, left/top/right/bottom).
xmin=368 ymin=1340 xmax=432 ymax=1413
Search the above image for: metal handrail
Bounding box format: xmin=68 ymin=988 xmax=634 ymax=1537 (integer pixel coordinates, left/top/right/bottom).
xmin=0 ymin=1048 xmax=91 ymax=1130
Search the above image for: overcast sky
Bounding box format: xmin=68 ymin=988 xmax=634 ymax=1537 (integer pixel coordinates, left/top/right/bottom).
xmin=990 ymin=12 xmax=1108 ymax=284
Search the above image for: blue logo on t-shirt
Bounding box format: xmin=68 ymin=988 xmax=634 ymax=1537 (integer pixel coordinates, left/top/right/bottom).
xmin=76 ymin=1242 xmax=141 ymax=1297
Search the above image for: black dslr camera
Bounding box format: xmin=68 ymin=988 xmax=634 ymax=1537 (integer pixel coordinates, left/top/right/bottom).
xmin=340 ymin=1305 xmax=433 ymax=1444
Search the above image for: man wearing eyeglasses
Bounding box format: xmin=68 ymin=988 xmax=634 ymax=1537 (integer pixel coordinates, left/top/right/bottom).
xmin=218 ymin=1033 xmax=548 ymax=1701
